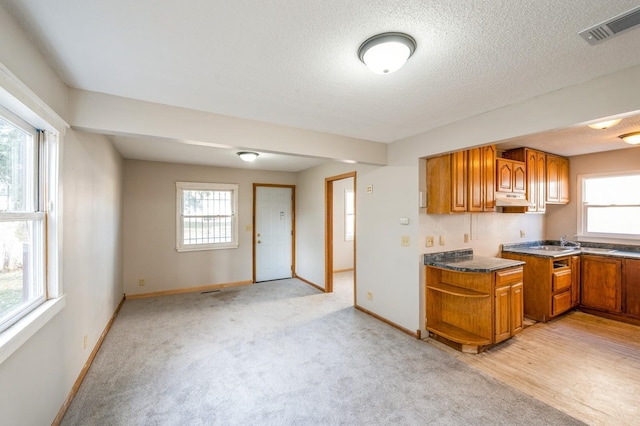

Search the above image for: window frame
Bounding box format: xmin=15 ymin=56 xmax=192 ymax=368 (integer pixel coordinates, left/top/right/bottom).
xmin=175 ymin=181 xmax=239 ymax=252
xmin=0 ymin=107 xmax=47 ymax=334
xmin=577 ymin=170 xmax=640 ymax=241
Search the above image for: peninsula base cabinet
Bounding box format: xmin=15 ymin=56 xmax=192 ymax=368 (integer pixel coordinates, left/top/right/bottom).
xmin=580 ymin=256 xmax=640 ymax=325
xmin=425 ymin=265 xmax=523 ymax=353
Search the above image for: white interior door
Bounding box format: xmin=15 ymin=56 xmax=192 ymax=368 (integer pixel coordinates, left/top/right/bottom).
xmin=255 ymin=186 xmax=293 ymax=282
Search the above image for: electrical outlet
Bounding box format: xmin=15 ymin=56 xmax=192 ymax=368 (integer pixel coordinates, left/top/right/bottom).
xmin=366 ymin=185 xmax=373 ymax=194
xmin=83 ymin=335 xmax=88 ymax=349
xmin=245 ymin=225 xmax=252 ymax=231
xmin=464 ymin=233 xmax=469 ymax=243
xmin=367 ymin=291 xmax=373 ymax=301
xmin=520 ymin=230 xmax=526 ymax=238
xmin=426 ymin=236 xmax=434 ymax=247
xmin=139 ymin=279 xmax=145 ymax=286
xmin=401 ymin=235 xmax=410 ymax=247
xmin=439 ymin=235 xmax=445 ymax=246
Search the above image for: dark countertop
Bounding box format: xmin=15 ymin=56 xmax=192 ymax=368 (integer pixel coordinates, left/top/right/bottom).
xmin=501 ymin=240 xmax=640 ymax=260
xmin=424 ymin=249 xmax=525 ymax=273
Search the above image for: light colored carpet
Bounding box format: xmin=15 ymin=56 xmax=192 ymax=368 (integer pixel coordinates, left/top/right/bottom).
xmin=61 ymin=272 xmax=583 ymax=425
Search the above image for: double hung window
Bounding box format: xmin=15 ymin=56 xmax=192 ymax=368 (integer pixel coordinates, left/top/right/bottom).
xmin=176 ymin=182 xmax=239 ymax=251
xmin=0 ymin=109 xmax=45 ymax=333
xmin=578 ymin=172 xmax=640 ymax=239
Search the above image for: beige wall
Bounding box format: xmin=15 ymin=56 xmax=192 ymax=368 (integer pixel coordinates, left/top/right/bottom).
xmin=122 ymin=159 xmax=296 ymax=295
xmin=546 ymin=147 xmax=640 ymax=244
xmin=0 ymin=4 xmax=125 ymax=425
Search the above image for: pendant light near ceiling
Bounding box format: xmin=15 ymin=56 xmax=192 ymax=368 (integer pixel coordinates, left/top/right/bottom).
xmin=358 ymin=32 xmax=416 ymax=74
xmin=237 ymin=151 xmax=259 ymax=162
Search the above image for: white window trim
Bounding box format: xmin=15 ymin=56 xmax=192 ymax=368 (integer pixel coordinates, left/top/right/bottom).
xmin=0 ymin=65 xmax=65 ymax=365
xmin=577 ymin=170 xmax=640 ymax=242
xmin=176 ymin=181 xmax=239 ymax=252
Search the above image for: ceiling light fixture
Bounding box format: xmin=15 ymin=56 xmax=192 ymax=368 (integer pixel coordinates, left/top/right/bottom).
xmin=618 ymin=131 xmax=640 ymax=145
xmin=237 ymin=151 xmax=259 ymax=162
xmin=358 ymin=32 xmax=416 ymax=74
xmin=587 ymin=119 xmax=622 ymax=129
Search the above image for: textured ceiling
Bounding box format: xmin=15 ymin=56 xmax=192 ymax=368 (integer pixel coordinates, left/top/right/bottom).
xmin=3 ymin=0 xmax=640 ymax=163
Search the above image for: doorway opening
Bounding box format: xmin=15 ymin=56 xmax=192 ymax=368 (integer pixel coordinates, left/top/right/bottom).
xmin=253 ymin=184 xmax=296 ymax=283
xmin=325 ymin=172 xmax=356 ymax=304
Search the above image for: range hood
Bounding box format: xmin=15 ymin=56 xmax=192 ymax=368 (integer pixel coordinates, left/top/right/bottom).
xmin=495 ymin=193 xmax=534 ymax=207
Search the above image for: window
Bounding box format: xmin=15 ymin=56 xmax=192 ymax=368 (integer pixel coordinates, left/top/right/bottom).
xmin=0 ymin=109 xmax=46 ymax=333
xmin=578 ymin=172 xmax=640 ymax=239
xmin=176 ymin=182 xmax=239 ymax=251
xmin=345 ymin=188 xmax=354 ymax=241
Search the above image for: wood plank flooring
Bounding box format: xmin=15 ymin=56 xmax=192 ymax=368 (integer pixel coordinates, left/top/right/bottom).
xmin=427 ymin=311 xmax=640 ymax=426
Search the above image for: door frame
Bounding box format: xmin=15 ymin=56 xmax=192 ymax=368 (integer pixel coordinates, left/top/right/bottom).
xmin=324 ymin=172 xmax=356 ymax=304
xmin=252 ymin=183 xmax=296 ymax=283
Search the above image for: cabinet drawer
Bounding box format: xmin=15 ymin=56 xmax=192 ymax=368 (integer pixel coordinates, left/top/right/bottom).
xmin=552 ymin=291 xmax=572 ymax=316
xmin=552 ymin=269 xmax=571 ymax=292
xmin=496 ymin=267 xmax=523 ymax=286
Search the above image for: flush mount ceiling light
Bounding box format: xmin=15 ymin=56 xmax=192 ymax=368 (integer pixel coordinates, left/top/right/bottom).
xmin=588 ymin=119 xmax=622 ymax=129
xmin=237 ymin=151 xmax=259 ymax=162
xmin=358 ymin=32 xmax=416 ymax=74
xmin=618 ymin=131 xmax=640 ymax=145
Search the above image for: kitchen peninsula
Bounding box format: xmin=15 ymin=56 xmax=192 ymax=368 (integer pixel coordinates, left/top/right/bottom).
xmin=424 ymin=249 xmax=524 ymax=353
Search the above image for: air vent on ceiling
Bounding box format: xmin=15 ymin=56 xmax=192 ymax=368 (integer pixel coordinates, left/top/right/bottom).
xmin=579 ymin=5 xmax=640 ymax=45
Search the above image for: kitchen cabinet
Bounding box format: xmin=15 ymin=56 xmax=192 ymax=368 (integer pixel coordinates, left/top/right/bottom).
xmin=546 ymin=154 xmax=570 ymax=204
xmin=426 ymin=151 xmax=467 ymax=214
xmin=468 ymin=145 xmax=496 ymax=212
xmin=571 ymin=255 xmax=581 ymax=307
xmin=502 ymin=148 xmax=546 ymax=213
xmin=500 ymin=252 xmax=578 ymax=322
xmin=425 ymin=264 xmax=523 ymax=353
xmin=581 ymin=255 xmax=622 ymax=313
xmin=496 ymin=158 xmax=526 ymax=194
xmin=624 ymin=259 xmax=640 ymax=318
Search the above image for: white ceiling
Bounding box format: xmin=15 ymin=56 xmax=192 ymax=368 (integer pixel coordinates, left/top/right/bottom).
xmin=3 ymin=0 xmax=640 ymax=167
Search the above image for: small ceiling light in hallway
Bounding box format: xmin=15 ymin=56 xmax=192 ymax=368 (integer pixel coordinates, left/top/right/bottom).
xmin=618 ymin=132 xmax=640 ymax=145
xmin=358 ymin=32 xmax=416 ymax=74
xmin=237 ymin=151 xmax=259 ymax=162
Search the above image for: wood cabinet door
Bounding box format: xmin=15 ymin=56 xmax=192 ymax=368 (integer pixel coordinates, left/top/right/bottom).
xmin=559 ymin=157 xmax=570 ymax=203
xmin=511 ymin=282 xmax=524 ymax=335
xmin=482 ymin=145 xmax=496 ymax=211
xmin=451 ymin=150 xmax=467 ymax=212
xmin=535 ymin=151 xmax=546 ymax=212
xmin=495 ymin=285 xmax=511 ymax=342
xmin=581 ymin=256 xmax=622 ymax=313
xmin=496 ymin=158 xmax=513 ymax=192
xmin=467 ymin=147 xmax=483 ymax=212
xmin=512 ymin=161 xmax=527 ymax=193
xmin=546 ymin=155 xmax=561 ymax=203
xmin=624 ymin=259 xmax=640 ymax=318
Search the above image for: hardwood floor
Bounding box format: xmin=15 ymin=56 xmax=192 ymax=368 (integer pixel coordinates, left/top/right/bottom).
xmin=426 ymin=311 xmax=640 ymax=426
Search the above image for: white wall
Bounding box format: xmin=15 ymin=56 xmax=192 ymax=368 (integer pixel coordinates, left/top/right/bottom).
xmin=332 ymin=177 xmax=354 ymax=271
xmin=122 ymin=159 xmax=296 ymax=295
xmin=546 ymin=147 xmax=640 ymax=244
xmin=0 ymin=5 xmax=125 ymax=425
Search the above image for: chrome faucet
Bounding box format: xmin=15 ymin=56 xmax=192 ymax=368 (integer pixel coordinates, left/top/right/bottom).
xmin=560 ymin=235 xmax=581 ymax=248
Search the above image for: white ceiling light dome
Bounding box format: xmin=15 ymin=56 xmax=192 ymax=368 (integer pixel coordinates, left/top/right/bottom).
xmin=358 ymin=32 xmax=416 ymax=74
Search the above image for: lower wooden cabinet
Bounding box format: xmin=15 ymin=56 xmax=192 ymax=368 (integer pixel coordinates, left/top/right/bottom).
xmin=581 ymin=255 xmax=622 ymax=313
xmin=624 ymin=259 xmax=640 ymax=318
xmin=425 ymin=265 xmax=523 ymax=353
xmin=501 ymin=252 xmax=578 ymax=322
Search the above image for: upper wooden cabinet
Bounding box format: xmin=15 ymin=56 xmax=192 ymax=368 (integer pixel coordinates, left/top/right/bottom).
xmin=426 ymin=151 xmax=467 ymax=214
xmin=496 ymin=158 xmax=526 ymax=194
xmin=503 ymin=148 xmax=546 ymax=213
xmin=468 ymin=145 xmax=496 ymax=212
xmin=546 ymin=154 xmax=570 ymax=204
